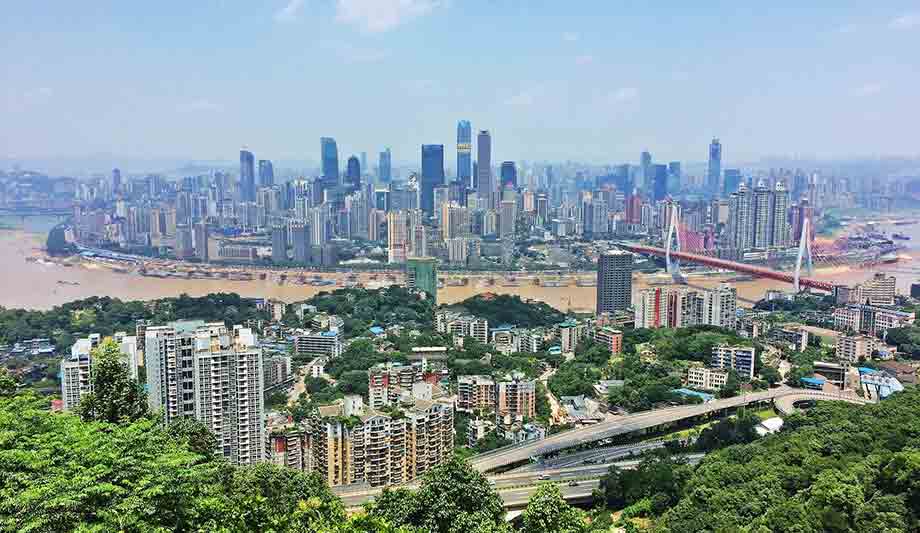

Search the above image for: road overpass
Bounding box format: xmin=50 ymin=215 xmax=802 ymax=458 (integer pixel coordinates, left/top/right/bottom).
xmin=470 ymin=387 xmax=865 ymax=472
xmin=774 ymin=390 xmax=870 ymax=415
xmin=619 ymin=243 xmax=834 ymax=292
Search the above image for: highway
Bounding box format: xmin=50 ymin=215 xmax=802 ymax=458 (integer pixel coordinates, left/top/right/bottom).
xmin=470 ymin=387 xmax=867 ymax=472
xmin=509 ymin=441 xmax=667 ymax=473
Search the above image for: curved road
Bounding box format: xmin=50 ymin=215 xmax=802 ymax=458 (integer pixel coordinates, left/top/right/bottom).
xmin=470 ymin=387 xmax=869 ymax=472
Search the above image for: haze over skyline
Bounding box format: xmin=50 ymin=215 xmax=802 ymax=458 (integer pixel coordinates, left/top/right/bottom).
xmin=3 ymin=1 xmax=920 ymax=168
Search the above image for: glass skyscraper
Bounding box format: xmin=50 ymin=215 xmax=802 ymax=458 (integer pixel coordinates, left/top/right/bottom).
xmin=378 ymin=148 xmax=392 ymax=182
xmin=320 ymin=137 xmax=339 ymax=187
xmin=708 ymin=138 xmax=722 ymax=196
xmin=476 ymin=130 xmax=492 ymax=195
xmin=651 ymin=164 xmax=668 ymax=201
xmin=457 ymin=120 xmax=472 ymax=188
xmin=500 ymin=161 xmax=517 ymax=188
xmin=346 ymin=155 xmax=361 ymax=189
xmin=258 ymin=159 xmax=274 ymax=188
xmin=420 ymin=144 xmax=445 ymax=215
xmin=240 ymin=149 xmax=255 ymax=202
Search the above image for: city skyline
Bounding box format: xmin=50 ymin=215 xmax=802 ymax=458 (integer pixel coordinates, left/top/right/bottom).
xmin=3 ymin=2 xmax=920 ymax=166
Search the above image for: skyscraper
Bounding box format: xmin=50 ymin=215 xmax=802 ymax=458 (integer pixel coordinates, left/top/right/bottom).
xmin=271 ymin=225 xmax=288 ymax=263
xmin=320 ymin=137 xmax=339 ymax=191
xmin=240 ymin=149 xmax=255 ymax=202
xmin=145 ymin=321 xmax=264 ymax=466
xmin=378 ymin=148 xmax=392 ymax=182
xmin=596 ymin=249 xmax=633 ymax=314
xmin=727 ymin=183 xmax=754 ymax=251
xmin=194 ymin=221 xmax=209 ymax=262
xmin=258 ymin=159 xmax=274 ymax=188
xmin=111 ymin=168 xmax=122 ymax=194
xmin=752 ymin=181 xmax=772 ymax=249
xmin=770 ymin=181 xmax=791 ymax=248
xmin=457 ymin=120 xmax=472 ymax=188
xmin=708 ymin=138 xmax=722 ymax=196
xmin=406 ymin=256 xmax=438 ymax=304
xmin=639 ymin=151 xmax=652 ymax=191
xmin=476 ymin=130 xmax=492 ymax=195
xmin=421 ymin=144 xmax=445 ymax=215
xmin=346 ymin=155 xmax=361 ymax=189
xmin=723 ymin=168 xmax=742 ymax=196
xmin=651 ymin=164 xmax=669 ymax=201
xmin=500 ymin=161 xmax=517 ymax=188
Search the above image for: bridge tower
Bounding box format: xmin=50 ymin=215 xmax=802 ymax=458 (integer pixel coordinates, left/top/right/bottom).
xmin=793 ymin=216 xmax=813 ymax=293
xmin=665 ymin=206 xmax=685 ymax=283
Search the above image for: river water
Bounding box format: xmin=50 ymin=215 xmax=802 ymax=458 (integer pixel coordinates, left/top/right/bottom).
xmin=1 ymin=215 xmax=917 ymax=311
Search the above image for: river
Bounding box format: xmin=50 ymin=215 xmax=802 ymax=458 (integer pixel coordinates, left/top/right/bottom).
xmin=0 ymin=215 xmax=917 ymax=311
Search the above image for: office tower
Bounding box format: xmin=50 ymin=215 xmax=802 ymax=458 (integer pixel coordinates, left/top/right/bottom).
xmin=476 ymin=130 xmax=492 ymax=195
xmin=406 ymin=256 xmax=437 ymax=304
xmin=378 ymin=148 xmax=392 ymax=182
xmin=752 ymin=181 xmax=772 ymax=249
xmin=727 ymin=183 xmax=753 ymax=252
xmin=346 ymin=155 xmax=361 ymax=189
xmin=145 ymin=321 xmax=264 ymax=465
xmin=457 ymin=120 xmax=472 ymax=188
xmin=708 ymin=138 xmax=722 ymax=196
xmin=271 ymin=225 xmax=288 ymax=263
xmin=291 ymin=221 xmax=310 ymax=264
xmin=596 ymin=249 xmax=633 ymax=313
xmin=499 ymin=199 xmax=516 ymax=239
xmin=240 ymin=149 xmax=256 ymax=202
xmin=770 ymin=181 xmax=791 ymax=248
xmin=61 ymin=333 xmax=139 ymax=411
xmin=360 ymin=152 xmax=367 ymax=175
xmin=111 ymin=168 xmax=122 ymax=194
xmin=258 ymin=160 xmax=274 ymax=188
xmin=320 ymin=137 xmax=339 ymax=193
xmin=723 ymin=168 xmax=742 ymax=196
xmin=639 ymin=151 xmax=652 ymax=191
xmin=420 ymin=144 xmax=445 ymax=215
xmin=500 ymin=161 xmax=517 ymax=188
xmin=651 ymin=164 xmax=669 ymax=201
xmin=194 ymin=221 xmax=209 ymax=262
xmin=387 ymin=210 xmax=409 ymax=264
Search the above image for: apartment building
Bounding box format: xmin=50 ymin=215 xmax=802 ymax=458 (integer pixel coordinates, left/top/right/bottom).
xmin=687 ymin=366 xmax=729 ymax=391
xmin=835 ymin=334 xmax=879 ymax=363
xmin=267 ymin=426 xmax=305 ymax=471
xmin=145 ymin=320 xmax=265 ymax=466
xmin=435 ymin=310 xmax=488 ymax=344
xmin=293 ymin=330 xmax=342 ymax=359
xmin=456 ymin=375 xmax=496 ymax=413
xmin=496 ymin=372 xmax=536 ymax=419
xmin=833 ymin=304 xmax=915 ymax=336
xmin=635 ymin=283 xmax=737 ymax=329
xmin=593 ymin=326 xmax=623 ymax=355
xmin=368 ymin=362 xmax=424 ymax=409
xmin=306 ymin=393 xmax=454 ymax=487
xmin=559 ymin=319 xmax=588 ymax=353
xmin=61 ymin=332 xmax=139 ymax=411
xmin=263 ymin=354 xmax=293 ymax=388
xmin=839 ymin=273 xmax=898 ymax=306
xmin=711 ymin=344 xmax=756 ymax=380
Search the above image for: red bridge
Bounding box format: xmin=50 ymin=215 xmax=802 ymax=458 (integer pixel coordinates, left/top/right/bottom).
xmin=620 ymin=244 xmax=835 ymax=292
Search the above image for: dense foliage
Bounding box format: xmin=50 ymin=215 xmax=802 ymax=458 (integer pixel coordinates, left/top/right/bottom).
xmin=884 ymin=326 xmax=920 ymax=359
xmin=596 ymin=450 xmax=694 ymax=517
xmin=657 ymin=389 xmax=920 ymax=532
xmin=76 ymin=340 xmax=148 ymax=424
xmin=450 ymin=294 xmax=566 ymax=328
xmin=303 ymin=286 xmax=435 ymax=337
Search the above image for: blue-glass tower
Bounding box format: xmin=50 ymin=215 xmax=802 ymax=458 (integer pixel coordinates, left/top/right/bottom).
xmin=421 ymin=144 xmax=445 ymax=215
xmin=457 ymin=120 xmax=472 ymax=188
xmin=240 ymin=149 xmax=255 ymax=202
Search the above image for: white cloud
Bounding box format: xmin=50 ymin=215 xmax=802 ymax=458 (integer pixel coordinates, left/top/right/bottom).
xmin=853 ymin=82 xmax=884 ymax=97
xmin=889 ymin=13 xmax=920 ymax=30
xmin=562 ymin=32 xmax=579 ymax=42
xmin=335 ymin=0 xmax=443 ymax=32
xmin=575 ymin=55 xmax=594 ymax=66
xmin=608 ymin=87 xmax=638 ymax=103
xmin=274 ymin=0 xmax=304 ymax=22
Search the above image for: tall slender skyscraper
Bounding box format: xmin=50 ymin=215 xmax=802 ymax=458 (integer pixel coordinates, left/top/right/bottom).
xmin=320 ymin=137 xmax=339 ymax=191
xmin=596 ymin=250 xmax=633 ymax=313
xmin=457 ymin=120 xmax=472 ymax=188
xmin=240 ymin=149 xmax=255 ymax=202
xmin=639 ymin=151 xmax=652 ymax=191
xmin=708 ymin=138 xmax=722 ymax=196
xmin=651 ymin=164 xmax=669 ymax=201
xmin=500 ymin=161 xmax=517 ymax=188
xmin=476 ymin=130 xmax=492 ymax=195
xmin=378 ymin=148 xmax=392 ymax=182
xmin=258 ymin=159 xmax=274 ymax=188
xmin=421 ymin=145 xmax=445 ymax=215
xmin=723 ymin=168 xmax=742 ymax=196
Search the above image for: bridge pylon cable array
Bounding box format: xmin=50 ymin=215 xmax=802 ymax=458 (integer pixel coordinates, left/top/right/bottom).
xmin=665 ymin=207 xmax=685 ymax=283
xmin=793 ymin=217 xmax=813 ymax=293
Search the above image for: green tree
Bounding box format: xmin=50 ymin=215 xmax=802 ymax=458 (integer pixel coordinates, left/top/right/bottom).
xmin=165 ymin=416 xmax=218 ymax=458
xmin=0 ymin=369 xmax=17 ymax=397
xmin=759 ymin=365 xmax=781 ymax=386
xmin=521 ymin=484 xmax=588 ymax=533
xmin=77 ymin=339 xmax=148 ymax=424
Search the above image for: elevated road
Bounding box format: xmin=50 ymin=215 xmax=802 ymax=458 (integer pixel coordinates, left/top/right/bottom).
xmin=619 ymin=243 xmax=834 ymax=292
xmin=774 ymin=390 xmax=870 ymax=415
xmin=470 ymin=387 xmax=866 ymax=472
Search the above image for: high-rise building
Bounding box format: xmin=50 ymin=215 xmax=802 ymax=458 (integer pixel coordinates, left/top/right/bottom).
xmin=111 ymin=168 xmax=122 ymax=194
xmin=711 ymin=344 xmax=755 ymax=380
xmin=476 ymin=130 xmax=492 ymax=195
xmin=496 ymin=372 xmax=536 ymax=419
xmin=770 ymin=181 xmax=791 ymax=248
xmin=406 ymin=256 xmax=438 ymax=304
xmin=387 ymin=210 xmax=409 ymax=264
xmin=723 ymin=168 xmax=742 ymax=196
xmin=258 ymin=160 xmax=274 ymax=188
xmin=727 ymin=183 xmax=753 ymax=252
xmin=291 ymin=221 xmax=310 ymax=264
xmin=421 ymin=144 xmax=445 ymax=215
xmin=378 ymin=148 xmax=392 ymax=182
xmin=320 ymin=137 xmax=339 ymax=192
xmin=707 ymin=138 xmax=722 ymax=196
xmin=639 ymin=151 xmax=652 ymax=191
xmin=500 ymin=161 xmax=517 ymax=188
xmin=145 ymin=321 xmax=264 ymax=465
xmin=457 ymin=120 xmax=472 ymax=188
xmin=61 ymin=333 xmax=139 ymax=411
xmin=271 ymin=226 xmax=288 ymax=263
xmin=651 ymin=164 xmax=668 ymax=201
xmin=346 ymin=155 xmax=361 ymax=190
xmin=499 ymin=199 xmax=516 ymax=239
xmin=596 ymin=249 xmax=633 ymax=313
xmin=752 ymin=181 xmax=772 ymax=249
xmin=194 ymin=221 xmax=209 ymax=262
xmin=240 ymin=149 xmax=256 ymax=202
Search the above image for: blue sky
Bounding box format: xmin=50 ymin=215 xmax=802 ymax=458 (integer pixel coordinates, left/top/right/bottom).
xmin=2 ymin=1 xmax=919 ymax=169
